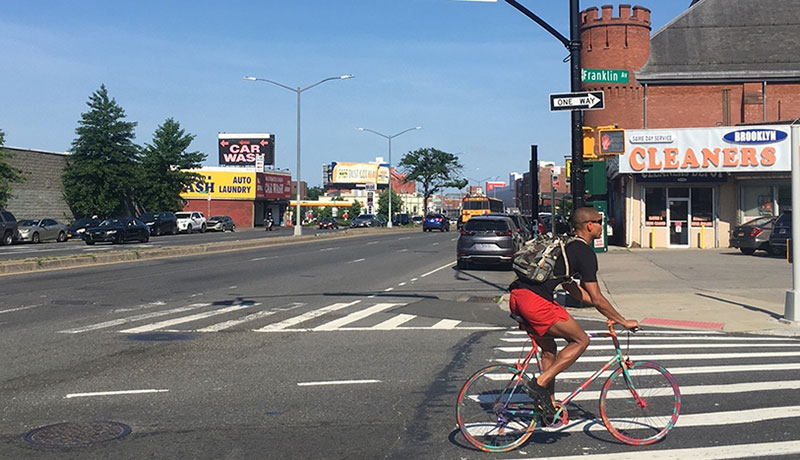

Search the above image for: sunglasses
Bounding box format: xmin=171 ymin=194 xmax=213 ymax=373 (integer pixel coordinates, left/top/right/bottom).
xmin=584 ymin=219 xmax=603 ymax=224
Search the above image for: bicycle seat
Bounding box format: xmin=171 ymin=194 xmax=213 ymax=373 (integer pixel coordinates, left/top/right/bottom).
xmin=509 ymin=312 xmax=527 ymax=326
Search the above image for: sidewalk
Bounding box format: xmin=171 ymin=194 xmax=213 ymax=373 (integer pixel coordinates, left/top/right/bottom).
xmin=575 ymin=247 xmax=800 ymax=336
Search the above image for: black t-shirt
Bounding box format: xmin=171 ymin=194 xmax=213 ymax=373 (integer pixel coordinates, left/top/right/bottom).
xmin=513 ymin=238 xmax=598 ymax=301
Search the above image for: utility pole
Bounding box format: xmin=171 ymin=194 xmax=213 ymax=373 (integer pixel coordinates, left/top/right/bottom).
xmin=530 ymin=145 xmax=539 ymax=221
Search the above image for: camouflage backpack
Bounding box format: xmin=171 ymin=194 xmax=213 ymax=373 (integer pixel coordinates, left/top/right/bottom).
xmin=512 ymin=234 xmax=582 ymax=284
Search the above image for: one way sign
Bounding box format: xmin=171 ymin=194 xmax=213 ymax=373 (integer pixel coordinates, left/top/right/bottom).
xmin=549 ymin=91 xmax=605 ymax=111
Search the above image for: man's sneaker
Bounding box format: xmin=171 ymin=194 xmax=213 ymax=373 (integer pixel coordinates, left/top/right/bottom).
xmin=522 ymin=379 xmax=556 ymax=420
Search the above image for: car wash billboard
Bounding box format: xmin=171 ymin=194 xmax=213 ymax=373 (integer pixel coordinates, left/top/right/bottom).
xmin=620 ymin=125 xmax=791 ymax=174
xmin=328 ymin=162 xmax=390 ymax=185
xmin=218 ymin=133 xmax=275 ymax=166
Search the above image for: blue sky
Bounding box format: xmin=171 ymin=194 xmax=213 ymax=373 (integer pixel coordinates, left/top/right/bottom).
xmin=1 ymin=1 xmax=690 ymax=187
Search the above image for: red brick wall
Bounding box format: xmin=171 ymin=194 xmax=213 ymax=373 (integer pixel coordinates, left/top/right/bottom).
xmin=581 ymin=5 xmax=651 ymax=129
xmin=183 ymin=200 xmax=254 ymax=229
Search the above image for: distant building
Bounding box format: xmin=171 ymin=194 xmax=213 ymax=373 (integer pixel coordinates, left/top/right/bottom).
xmin=1 ymin=146 xmax=73 ymax=222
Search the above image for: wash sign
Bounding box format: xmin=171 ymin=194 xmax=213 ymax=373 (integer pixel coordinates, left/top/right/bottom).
xmin=182 ymin=170 xmax=256 ymax=199
xmin=620 ymin=125 xmax=791 ymax=174
xmin=218 ymin=133 xmax=275 ymax=166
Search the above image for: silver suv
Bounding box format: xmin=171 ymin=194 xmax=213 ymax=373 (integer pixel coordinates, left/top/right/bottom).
xmin=0 ymin=210 xmax=18 ymax=246
xmin=456 ymin=215 xmax=521 ymax=270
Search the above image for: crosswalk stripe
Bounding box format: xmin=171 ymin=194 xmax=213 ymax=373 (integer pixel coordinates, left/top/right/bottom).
xmin=196 ymin=302 xmax=305 ymax=332
xmin=58 ymin=303 xmax=212 ymax=334
xmin=487 ymin=362 xmax=800 ymax=381
xmin=313 ymin=303 xmax=403 ymax=331
xmin=506 ymin=330 xmax=724 ymax=335
xmin=496 ymin=342 xmax=800 ymax=353
xmin=514 ymin=440 xmax=800 ymax=460
xmin=371 ymin=314 xmax=416 ymax=330
xmin=500 ymin=336 xmax=799 ymax=342
xmin=494 ymin=351 xmax=800 ymax=364
xmin=431 ymin=319 xmax=461 ymax=329
xmin=120 ymin=304 xmax=254 ymax=334
xmin=254 ymin=301 xmax=361 ymax=331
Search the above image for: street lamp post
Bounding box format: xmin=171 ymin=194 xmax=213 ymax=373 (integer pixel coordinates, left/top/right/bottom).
xmin=244 ymin=74 xmax=354 ymax=236
xmin=357 ymin=126 xmax=422 ymax=227
xmin=457 ymin=0 xmax=585 ymax=209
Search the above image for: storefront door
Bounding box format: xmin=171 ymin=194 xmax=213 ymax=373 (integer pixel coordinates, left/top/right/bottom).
xmin=668 ymin=198 xmax=689 ymax=247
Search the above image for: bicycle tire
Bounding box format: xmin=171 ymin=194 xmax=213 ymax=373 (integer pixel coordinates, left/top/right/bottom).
xmin=456 ymin=365 xmax=537 ymax=452
xmin=599 ymin=361 xmax=681 ymax=445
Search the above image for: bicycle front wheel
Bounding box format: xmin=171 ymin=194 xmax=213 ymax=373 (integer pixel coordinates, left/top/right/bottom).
xmin=456 ymin=365 xmax=537 ymax=453
xmin=599 ymin=361 xmax=681 ymax=445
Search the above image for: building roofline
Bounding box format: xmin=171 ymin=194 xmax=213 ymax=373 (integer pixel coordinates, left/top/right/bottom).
xmin=649 ymin=0 xmax=706 ymax=41
xmin=2 ymin=146 xmax=70 ymax=156
xmin=637 ymin=70 xmax=800 ymax=85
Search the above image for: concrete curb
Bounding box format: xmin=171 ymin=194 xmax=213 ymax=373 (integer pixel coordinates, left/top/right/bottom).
xmin=0 ymin=226 xmax=420 ymax=276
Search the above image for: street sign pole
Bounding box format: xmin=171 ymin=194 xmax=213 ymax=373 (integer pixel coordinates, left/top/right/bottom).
xmin=786 ymin=124 xmax=800 ymax=322
xmin=569 ymin=0 xmax=584 ymax=211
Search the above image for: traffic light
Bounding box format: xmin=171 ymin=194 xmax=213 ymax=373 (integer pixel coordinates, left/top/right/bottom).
xmin=598 ymin=128 xmax=625 ymax=155
xmin=582 ymin=127 xmax=597 ymax=159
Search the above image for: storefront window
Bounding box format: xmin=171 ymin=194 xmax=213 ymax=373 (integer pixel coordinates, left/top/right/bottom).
xmin=741 ymin=185 xmax=773 ymax=219
xmin=778 ymin=185 xmax=791 ymax=213
xmin=645 ymin=188 xmax=666 ymax=226
xmin=691 ymin=188 xmax=713 ymax=227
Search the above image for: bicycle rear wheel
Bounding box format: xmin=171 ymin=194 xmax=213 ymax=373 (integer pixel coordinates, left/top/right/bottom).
xmin=456 ymin=365 xmax=537 ymax=452
xmin=599 ymin=361 xmax=681 ymax=445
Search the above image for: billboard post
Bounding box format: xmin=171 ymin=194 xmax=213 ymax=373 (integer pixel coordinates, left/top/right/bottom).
xmin=786 ymin=124 xmax=799 ymax=322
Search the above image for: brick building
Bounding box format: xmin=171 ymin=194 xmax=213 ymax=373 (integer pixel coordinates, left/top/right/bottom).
xmin=1 ymin=147 xmax=73 ymax=222
xmin=582 ymin=0 xmax=800 ymax=248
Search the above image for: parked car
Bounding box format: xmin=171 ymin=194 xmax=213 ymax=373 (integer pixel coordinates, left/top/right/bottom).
xmin=139 ymin=212 xmax=178 ymax=236
xmin=0 ymin=209 xmax=18 ymax=246
xmin=207 ymin=215 xmax=235 ymax=232
xmin=456 ymin=215 xmax=521 ymax=269
xmin=318 ymin=217 xmax=339 ymax=230
xmin=538 ymin=213 xmax=570 ymax=235
xmin=729 ymin=215 xmax=776 ymax=255
xmin=422 ymin=213 xmax=450 ymax=232
xmin=175 ymin=211 xmax=207 ymax=233
xmin=16 ymin=219 xmax=68 ymax=243
xmin=486 ymin=213 xmax=533 ymax=241
xmin=392 ymin=213 xmax=410 ymax=226
xmin=412 ymin=216 xmax=424 ymax=225
xmin=67 ymin=217 xmax=101 ymax=240
xmin=349 ymin=214 xmax=383 ymax=228
xmin=84 ymin=218 xmax=150 ymax=245
xmin=768 ymin=211 xmax=792 ymax=257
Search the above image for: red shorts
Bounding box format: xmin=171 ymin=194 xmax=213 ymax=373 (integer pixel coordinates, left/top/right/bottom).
xmin=510 ymin=289 xmax=571 ymax=336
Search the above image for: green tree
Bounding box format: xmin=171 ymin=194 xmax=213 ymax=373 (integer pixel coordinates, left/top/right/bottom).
xmin=348 ymin=200 xmax=362 ymax=218
xmin=63 ymin=85 xmax=140 ymax=217
xmin=307 ymin=186 xmax=325 ymax=201
xmin=139 ymin=118 xmax=206 ymax=212
xmin=377 ymin=188 xmax=402 ymax=221
xmin=398 ymin=147 xmax=467 ymax=213
xmin=0 ymin=130 xmax=26 ymax=208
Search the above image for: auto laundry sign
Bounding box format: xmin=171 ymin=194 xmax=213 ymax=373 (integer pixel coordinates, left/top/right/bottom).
xmin=619 ymin=125 xmax=791 ymax=174
xmin=182 ymin=170 xmax=256 ymax=199
xmin=218 ymin=133 xmax=275 ymax=166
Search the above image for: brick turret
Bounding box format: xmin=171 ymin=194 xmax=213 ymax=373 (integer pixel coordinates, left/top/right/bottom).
xmin=580 ymin=4 xmax=651 ymax=129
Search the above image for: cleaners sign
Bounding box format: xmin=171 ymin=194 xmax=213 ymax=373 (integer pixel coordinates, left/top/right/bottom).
xmin=620 ymin=125 xmax=791 ymax=174
xmin=218 ymin=133 xmax=275 ymax=166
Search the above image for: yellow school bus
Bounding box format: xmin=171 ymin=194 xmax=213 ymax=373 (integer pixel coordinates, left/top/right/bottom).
xmin=460 ymin=196 xmax=504 ymax=227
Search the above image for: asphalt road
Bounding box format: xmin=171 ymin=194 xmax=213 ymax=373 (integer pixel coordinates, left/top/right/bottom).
xmin=1 ymin=230 xmax=799 ymax=459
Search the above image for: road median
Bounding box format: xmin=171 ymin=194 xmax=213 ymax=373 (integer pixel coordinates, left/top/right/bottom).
xmin=0 ymin=226 xmax=419 ymax=276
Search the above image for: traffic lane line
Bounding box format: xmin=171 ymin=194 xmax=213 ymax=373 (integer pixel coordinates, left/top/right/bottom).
xmin=420 ymin=262 xmax=455 ymax=278
xmin=297 ymin=379 xmax=381 ymax=387
xmin=65 ymin=389 xmax=169 ymax=399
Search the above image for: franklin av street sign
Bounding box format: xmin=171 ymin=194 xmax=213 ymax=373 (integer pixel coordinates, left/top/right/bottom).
xmin=549 ymin=91 xmax=605 ymax=111
xmin=582 ymin=68 xmax=629 ymax=83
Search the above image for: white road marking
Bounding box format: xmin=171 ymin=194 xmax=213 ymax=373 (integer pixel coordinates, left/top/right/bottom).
xmin=420 ymin=262 xmax=455 ymax=278
xmin=250 ymin=257 xmax=267 ymax=261
xmin=450 ymin=237 xmax=457 ymax=241
xmin=500 ymin=335 xmax=797 ymax=342
xmin=410 ymin=278 xmax=418 ymax=282
xmin=297 ymin=379 xmax=381 ymax=387
xmin=65 ymin=389 xmax=169 ymax=399
xmin=349 ymin=258 xmax=365 ymax=263
xmin=313 ymin=303 xmax=403 ymax=331
xmin=495 ymin=342 xmax=800 ymax=352
xmin=487 ymin=362 xmax=800 ymax=380
xmin=371 ymin=314 xmax=416 ymax=330
xmin=254 ymin=301 xmax=361 ymax=331
xmin=58 ymin=303 xmax=212 ymax=334
xmin=120 ymin=304 xmax=255 ymax=334
xmin=398 ymin=236 xmax=411 ymax=240
xmin=506 ymin=330 xmax=725 ymax=335
xmin=519 ymin=440 xmax=800 ymax=460
xmin=431 ymin=319 xmax=461 ymax=329
xmin=397 ymin=249 xmax=408 ymax=252
xmin=0 ymin=304 xmax=42 ymax=314
xmin=432 ymin=242 xmax=439 ymax=246
xmin=384 ymin=287 xmax=394 ymax=292
xmin=367 ymin=241 xmax=379 ymax=245
xmin=319 ymin=247 xmax=340 ymax=252
xmin=398 ymin=282 xmax=406 ymax=286
xmin=193 ymin=302 xmax=313 ymax=332
xmin=495 ymin=350 xmax=800 ymax=363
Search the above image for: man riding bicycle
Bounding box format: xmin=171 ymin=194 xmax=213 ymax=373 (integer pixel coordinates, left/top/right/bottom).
xmin=509 ymin=207 xmax=639 ymax=420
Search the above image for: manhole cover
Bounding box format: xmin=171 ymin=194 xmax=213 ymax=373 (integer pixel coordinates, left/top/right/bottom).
xmin=24 ymin=421 xmax=131 ymax=448
xmin=126 ymin=332 xmax=195 ymax=341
